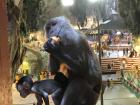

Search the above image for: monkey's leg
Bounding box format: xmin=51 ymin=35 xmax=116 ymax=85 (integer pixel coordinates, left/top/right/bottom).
xmin=35 ymin=89 xmax=49 ymax=105
xmin=35 ymin=94 xmax=43 ymax=105
xmin=51 ymin=88 xmax=64 ymax=105
xmin=43 ymin=96 xmax=49 ymax=105
xmin=60 ymin=79 xmax=99 ymax=105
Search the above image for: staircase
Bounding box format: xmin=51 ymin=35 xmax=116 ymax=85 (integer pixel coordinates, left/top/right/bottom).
xmin=101 ymin=58 xmax=121 ymax=72
xmin=125 ymin=57 xmax=140 ymax=70
xmin=101 ymin=57 xmax=140 ymax=72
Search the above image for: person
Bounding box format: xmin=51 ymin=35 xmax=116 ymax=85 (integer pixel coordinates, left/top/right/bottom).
xmin=117 ymin=49 xmax=119 ymax=57
xmin=108 ymin=51 xmax=110 ymax=57
xmin=111 ymin=61 xmax=114 ymax=71
xmin=120 ymin=64 xmax=124 ymax=79
xmin=126 ymin=48 xmax=129 ymax=56
xmin=101 ymin=50 xmax=104 ymax=57
xmin=107 ymin=64 xmax=111 ymax=71
xmin=123 ymin=48 xmax=125 ymax=56
xmin=107 ymin=79 xmax=110 ymax=88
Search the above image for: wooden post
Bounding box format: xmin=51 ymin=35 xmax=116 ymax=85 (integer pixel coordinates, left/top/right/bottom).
xmin=0 ymin=0 xmax=12 ymax=105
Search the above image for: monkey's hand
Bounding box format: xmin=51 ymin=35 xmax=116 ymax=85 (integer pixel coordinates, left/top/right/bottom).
xmin=43 ymin=36 xmax=61 ymax=54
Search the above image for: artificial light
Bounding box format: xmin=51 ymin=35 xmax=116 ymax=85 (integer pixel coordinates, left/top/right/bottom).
xmin=88 ymin=0 xmax=98 ymax=3
xmin=61 ymin=0 xmax=74 ymax=6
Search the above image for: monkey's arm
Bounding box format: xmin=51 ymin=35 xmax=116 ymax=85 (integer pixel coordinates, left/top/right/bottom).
xmin=49 ymin=54 xmax=60 ymax=73
xmin=32 ymin=86 xmax=49 ymax=105
xmin=44 ymin=38 xmax=82 ymax=72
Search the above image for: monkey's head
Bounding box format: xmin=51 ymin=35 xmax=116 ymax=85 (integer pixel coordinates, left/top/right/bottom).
xmin=44 ymin=16 xmax=70 ymax=38
xmin=44 ymin=16 xmax=79 ymax=46
xmin=16 ymin=76 xmax=33 ymax=98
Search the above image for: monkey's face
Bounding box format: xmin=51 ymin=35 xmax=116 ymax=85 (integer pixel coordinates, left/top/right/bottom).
xmin=16 ymin=82 xmax=31 ymax=98
xmin=45 ymin=20 xmax=57 ymax=37
xmin=44 ymin=19 xmax=61 ymax=45
xmin=44 ymin=16 xmax=70 ymax=39
xmin=44 ymin=17 xmax=64 ymax=51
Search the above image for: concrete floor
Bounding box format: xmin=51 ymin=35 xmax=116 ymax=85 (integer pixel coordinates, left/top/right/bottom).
xmin=97 ymin=84 xmax=139 ymax=105
xmin=12 ymin=84 xmax=139 ymax=105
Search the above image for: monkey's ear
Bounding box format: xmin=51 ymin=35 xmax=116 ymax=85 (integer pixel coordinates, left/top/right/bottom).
xmin=23 ymin=82 xmax=30 ymax=89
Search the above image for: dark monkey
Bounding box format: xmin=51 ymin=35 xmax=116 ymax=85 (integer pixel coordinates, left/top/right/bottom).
xmin=16 ymin=74 xmax=69 ymax=105
xmin=44 ymin=16 xmax=102 ymax=105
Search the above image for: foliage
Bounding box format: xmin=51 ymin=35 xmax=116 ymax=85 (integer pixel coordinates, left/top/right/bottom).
xmin=132 ymin=35 xmax=140 ymax=54
xmin=118 ymin=0 xmax=140 ymax=34
xmin=22 ymin=50 xmax=48 ymax=77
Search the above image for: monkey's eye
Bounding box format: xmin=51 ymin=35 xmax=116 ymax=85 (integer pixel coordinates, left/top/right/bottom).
xmin=51 ymin=21 xmax=57 ymax=26
xmin=17 ymin=85 xmax=23 ymax=91
xmin=23 ymin=82 xmax=30 ymax=89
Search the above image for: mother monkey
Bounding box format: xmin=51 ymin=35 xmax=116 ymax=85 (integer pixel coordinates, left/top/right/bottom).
xmin=44 ymin=16 xmax=101 ymax=105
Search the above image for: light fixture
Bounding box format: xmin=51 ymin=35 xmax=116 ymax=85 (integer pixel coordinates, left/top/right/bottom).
xmin=88 ymin=0 xmax=97 ymax=3
xmin=61 ymin=0 xmax=74 ymax=6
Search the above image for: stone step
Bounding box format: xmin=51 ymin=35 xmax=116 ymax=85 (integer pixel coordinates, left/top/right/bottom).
xmin=101 ymin=57 xmax=140 ymax=72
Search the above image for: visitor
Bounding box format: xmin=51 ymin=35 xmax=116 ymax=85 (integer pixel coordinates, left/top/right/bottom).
xmin=117 ymin=49 xmax=119 ymax=57
xmin=107 ymin=64 xmax=111 ymax=71
xmin=111 ymin=61 xmax=114 ymax=71
xmin=107 ymin=79 xmax=110 ymax=88
xmin=123 ymin=48 xmax=125 ymax=56
xmin=126 ymin=48 xmax=129 ymax=56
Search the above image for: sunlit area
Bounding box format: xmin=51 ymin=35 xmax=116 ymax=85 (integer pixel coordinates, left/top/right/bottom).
xmin=1 ymin=0 xmax=140 ymax=105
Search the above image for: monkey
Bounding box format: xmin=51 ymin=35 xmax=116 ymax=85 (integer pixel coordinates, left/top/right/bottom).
xmin=43 ymin=16 xmax=102 ymax=105
xmin=16 ymin=74 xmax=69 ymax=105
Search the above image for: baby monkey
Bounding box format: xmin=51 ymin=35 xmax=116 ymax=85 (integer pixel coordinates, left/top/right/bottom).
xmin=16 ymin=65 xmax=69 ymax=105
